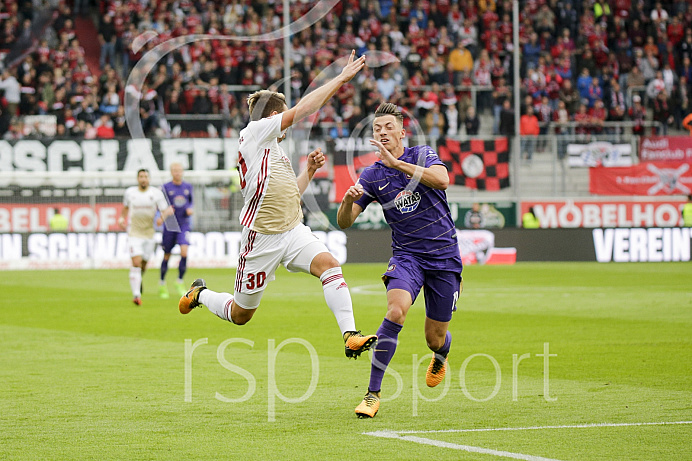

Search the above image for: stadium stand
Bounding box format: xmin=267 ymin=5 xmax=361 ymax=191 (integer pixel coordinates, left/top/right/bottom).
xmin=0 ymin=0 xmax=691 ymax=139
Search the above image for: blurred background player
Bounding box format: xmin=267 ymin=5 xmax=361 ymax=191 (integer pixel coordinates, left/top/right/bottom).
xmin=49 ymin=208 xmax=68 ymax=232
xmin=179 ymin=51 xmax=377 ymax=359
xmin=157 ymin=162 xmax=194 ymax=299
xmin=338 ymin=103 xmax=463 ymax=418
xmin=119 ymin=169 xmax=173 ymax=305
xmin=683 ymin=195 xmax=692 ymax=227
xmin=522 ymin=206 xmax=541 ymax=229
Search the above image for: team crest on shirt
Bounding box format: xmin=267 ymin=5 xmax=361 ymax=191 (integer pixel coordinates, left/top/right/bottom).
xmin=394 ymin=190 xmax=421 ymax=213
xmin=387 ymin=264 xmax=396 ymax=272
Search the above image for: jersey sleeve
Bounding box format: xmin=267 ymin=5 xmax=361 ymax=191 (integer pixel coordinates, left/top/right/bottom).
xmin=123 ymin=188 xmax=131 ymax=207
xmin=422 ymin=145 xmax=445 ymax=168
xmin=248 ymin=113 xmax=283 ymax=143
xmin=155 ymin=189 xmax=170 ymax=212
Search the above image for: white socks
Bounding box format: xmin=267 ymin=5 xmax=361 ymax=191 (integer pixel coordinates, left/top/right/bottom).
xmin=188 ymin=267 xmax=356 ymax=333
xmin=129 ymin=267 xmax=142 ymax=297
xmin=320 ymin=267 xmax=356 ymax=335
xmin=199 ymin=289 xmax=234 ymax=322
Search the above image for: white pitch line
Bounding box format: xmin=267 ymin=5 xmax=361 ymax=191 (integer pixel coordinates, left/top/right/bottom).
xmin=364 ymin=431 xmax=561 ymax=461
xmin=350 ymin=284 xmax=385 ymax=295
xmin=384 ymin=420 xmax=692 ymax=435
xmin=363 ymin=421 xmax=692 ymax=461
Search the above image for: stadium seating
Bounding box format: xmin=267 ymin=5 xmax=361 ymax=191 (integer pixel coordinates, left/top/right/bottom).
xmin=0 ymin=0 xmax=690 ymax=138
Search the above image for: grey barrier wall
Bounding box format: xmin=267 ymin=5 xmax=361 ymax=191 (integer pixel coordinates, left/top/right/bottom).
xmin=345 ymin=228 xmax=692 ymax=264
xmin=1 ymin=228 xmax=689 ymax=270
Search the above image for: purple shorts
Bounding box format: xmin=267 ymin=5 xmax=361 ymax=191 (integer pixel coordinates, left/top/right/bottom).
xmin=162 ymin=228 xmax=190 ymax=253
xmin=383 ymin=253 xmax=462 ymax=323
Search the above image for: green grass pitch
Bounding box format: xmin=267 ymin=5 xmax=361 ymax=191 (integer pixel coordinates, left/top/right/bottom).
xmin=1 ymin=262 xmax=690 ymax=460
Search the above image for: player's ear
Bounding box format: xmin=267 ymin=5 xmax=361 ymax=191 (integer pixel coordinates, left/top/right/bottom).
xmin=400 ymin=129 xmax=406 ymax=139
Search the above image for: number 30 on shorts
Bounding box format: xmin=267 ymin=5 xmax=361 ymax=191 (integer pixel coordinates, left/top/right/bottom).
xmin=246 ymin=272 xmax=266 ymax=290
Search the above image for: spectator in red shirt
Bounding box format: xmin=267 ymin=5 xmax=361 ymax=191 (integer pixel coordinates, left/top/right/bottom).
xmin=520 ymin=106 xmax=540 ymax=162
xmin=95 ymin=114 xmax=115 ymax=138
xmin=590 ymin=99 xmax=607 ymax=134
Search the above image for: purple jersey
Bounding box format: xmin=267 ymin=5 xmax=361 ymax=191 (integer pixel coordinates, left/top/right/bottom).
xmin=355 ymin=145 xmax=462 ymax=271
xmin=162 ymin=181 xmax=193 ymax=230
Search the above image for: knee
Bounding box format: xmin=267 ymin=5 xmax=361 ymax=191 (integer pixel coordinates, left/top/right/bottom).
xmin=313 ymin=253 xmax=340 ymax=277
xmin=386 ymin=304 xmax=407 ymax=324
xmin=426 ymin=334 xmax=445 ymax=351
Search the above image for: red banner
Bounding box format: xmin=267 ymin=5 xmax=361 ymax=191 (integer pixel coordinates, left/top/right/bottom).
xmin=0 ymin=203 xmax=123 ymax=233
xmin=640 ymin=136 xmax=692 ymax=163
xmin=520 ymin=200 xmax=687 ymax=228
xmin=590 ymin=162 xmax=692 ymax=196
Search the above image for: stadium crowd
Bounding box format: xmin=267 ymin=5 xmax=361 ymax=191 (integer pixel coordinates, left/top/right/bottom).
xmin=0 ymin=0 xmax=691 ymax=140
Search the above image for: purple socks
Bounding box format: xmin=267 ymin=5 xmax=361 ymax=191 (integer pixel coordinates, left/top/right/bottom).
xmin=368 ymin=318 xmax=403 ymax=393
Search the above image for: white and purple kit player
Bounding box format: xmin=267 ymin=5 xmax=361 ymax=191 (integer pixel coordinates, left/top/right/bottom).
xmin=158 ymin=163 xmax=194 ymax=298
xmin=338 ymin=103 xmax=463 ymax=418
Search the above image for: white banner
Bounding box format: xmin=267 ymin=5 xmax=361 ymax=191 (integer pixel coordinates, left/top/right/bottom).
xmin=567 ymin=142 xmax=633 ymax=167
xmin=0 ymin=138 xmax=241 ymax=172
xmin=0 ymin=230 xmax=347 ymax=270
xmin=593 ymin=228 xmax=691 ymax=262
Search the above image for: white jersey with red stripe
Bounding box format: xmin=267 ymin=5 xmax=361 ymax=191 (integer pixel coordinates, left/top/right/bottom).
xmin=236 ymin=113 xmax=303 ymax=234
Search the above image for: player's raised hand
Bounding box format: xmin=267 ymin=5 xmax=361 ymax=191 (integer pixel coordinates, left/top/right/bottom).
xmin=370 ymin=139 xmax=399 ymax=168
xmin=307 ymin=147 xmax=326 ymax=172
xmin=340 ymin=50 xmax=367 ymax=83
xmin=342 ymin=183 xmax=364 ymax=203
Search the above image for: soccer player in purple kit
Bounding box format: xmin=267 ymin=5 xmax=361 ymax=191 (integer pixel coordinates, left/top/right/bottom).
xmin=158 ymin=162 xmax=194 ymax=298
xmin=338 ymin=103 xmax=463 ymax=418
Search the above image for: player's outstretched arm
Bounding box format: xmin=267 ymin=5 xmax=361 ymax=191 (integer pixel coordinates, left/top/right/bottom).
xmin=297 ymin=148 xmax=326 ymax=196
xmin=281 ymin=50 xmax=366 ymax=131
xmin=337 ymin=184 xmax=364 ymax=229
xmin=370 ymin=139 xmax=450 ymax=190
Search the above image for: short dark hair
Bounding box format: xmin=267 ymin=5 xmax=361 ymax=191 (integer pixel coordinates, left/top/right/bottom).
xmin=374 ymin=103 xmax=404 ymax=127
xmin=247 ymin=90 xmax=287 ymax=121
xmin=137 ymin=168 xmax=149 ymax=176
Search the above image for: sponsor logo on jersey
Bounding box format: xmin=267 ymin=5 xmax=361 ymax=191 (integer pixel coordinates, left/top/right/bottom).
xmin=394 ymin=190 xmax=421 ymax=213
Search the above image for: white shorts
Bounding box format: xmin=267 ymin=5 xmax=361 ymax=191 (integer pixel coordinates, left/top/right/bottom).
xmin=129 ymin=236 xmax=156 ymax=261
xmin=234 ymin=223 xmax=329 ymax=309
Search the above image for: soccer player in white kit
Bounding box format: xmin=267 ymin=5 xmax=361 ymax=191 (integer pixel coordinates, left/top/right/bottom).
xmin=119 ymin=169 xmax=173 ymax=305
xmin=179 ymin=51 xmax=376 ymax=358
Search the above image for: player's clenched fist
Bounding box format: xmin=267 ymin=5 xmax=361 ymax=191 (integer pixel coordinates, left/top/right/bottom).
xmin=307 ymin=147 xmax=326 ymax=172
xmin=342 ymin=183 xmax=364 ymax=203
